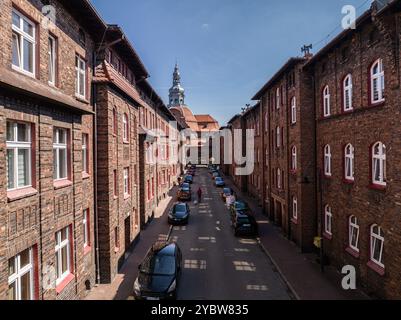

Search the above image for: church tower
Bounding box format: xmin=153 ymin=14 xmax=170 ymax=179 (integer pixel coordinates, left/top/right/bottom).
xmin=168 ymin=63 xmax=185 ymax=107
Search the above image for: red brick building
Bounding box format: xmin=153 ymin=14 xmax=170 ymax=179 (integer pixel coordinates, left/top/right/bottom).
xmin=93 ymin=25 xmax=145 ymax=283
xmin=0 ymin=0 xmax=104 ymax=299
xmin=305 ymin=1 xmax=401 ymax=299
xmin=252 ymin=57 xmax=316 ymax=251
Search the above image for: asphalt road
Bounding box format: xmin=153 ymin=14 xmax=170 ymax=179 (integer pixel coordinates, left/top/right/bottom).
xmin=173 ymin=167 xmax=292 ymax=300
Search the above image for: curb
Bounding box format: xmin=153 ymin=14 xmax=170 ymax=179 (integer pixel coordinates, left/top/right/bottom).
xmin=257 ymin=238 xmax=301 ymax=301
xmin=167 ymin=225 xmax=173 ymax=241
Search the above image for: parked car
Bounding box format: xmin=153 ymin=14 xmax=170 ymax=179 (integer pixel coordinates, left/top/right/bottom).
xmin=134 ymin=242 xmax=182 ymax=300
xmin=215 ymin=177 xmax=225 ymax=187
xmin=187 ymin=169 xmax=196 ymax=176
xmin=212 ymin=172 xmax=220 ymax=180
xmin=177 ymin=185 xmax=191 ymax=201
xmin=184 ymin=175 xmax=193 ymax=184
xmin=221 ymin=188 xmax=233 ymax=201
xmin=168 ymin=203 xmax=190 ymax=225
xmin=231 ymin=211 xmax=258 ymax=237
xmin=230 ymin=201 xmax=249 ymax=215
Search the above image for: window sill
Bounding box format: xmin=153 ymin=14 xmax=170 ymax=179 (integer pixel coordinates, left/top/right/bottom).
xmin=54 ymin=179 xmax=73 ymax=190
xmin=367 ymin=260 xmax=385 ymax=276
xmin=291 ymin=218 xmax=298 ymax=225
xmin=7 ymin=187 xmax=38 ymax=202
xmin=343 ymin=179 xmax=354 ymax=185
xmin=368 ymin=100 xmax=385 ymax=108
xmin=56 ymin=273 xmax=75 ymax=294
xmin=114 ymin=247 xmax=120 ymax=254
xmin=324 ymin=174 xmax=332 ymax=180
xmin=123 ymin=141 xmax=130 ymax=145
xmin=84 ymin=245 xmax=92 ymax=256
xmin=323 ymin=232 xmax=332 ymax=240
xmin=82 ymin=172 xmax=90 ymax=180
xmin=346 ymin=246 xmax=360 ymax=258
xmin=75 ymin=95 xmax=89 ymax=104
xmin=368 ymin=183 xmax=386 ymax=191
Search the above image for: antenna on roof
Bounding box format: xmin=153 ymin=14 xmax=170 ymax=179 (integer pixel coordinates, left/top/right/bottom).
xmin=301 ymin=44 xmax=313 ymax=58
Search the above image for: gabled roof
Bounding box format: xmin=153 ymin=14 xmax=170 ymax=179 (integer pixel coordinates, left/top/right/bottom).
xmin=252 ymin=58 xmax=305 ymax=100
xmin=105 ymin=25 xmax=149 ymax=79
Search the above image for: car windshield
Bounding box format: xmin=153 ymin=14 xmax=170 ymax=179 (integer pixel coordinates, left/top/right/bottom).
xmin=174 ymin=204 xmax=187 ymax=213
xmin=235 ymin=202 xmax=247 ymax=210
xmin=238 ymin=216 xmax=251 ymax=224
xmin=223 ymin=188 xmax=231 ymax=194
xmin=140 ymin=253 xmax=176 ymax=276
xmin=182 ymin=187 xmax=190 ymax=192
xmin=216 ymin=178 xmax=223 ymax=181
xmin=186 ymin=176 xmax=192 ymax=180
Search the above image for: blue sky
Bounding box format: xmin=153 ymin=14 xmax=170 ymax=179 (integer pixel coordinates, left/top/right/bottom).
xmin=91 ymin=0 xmax=371 ymax=125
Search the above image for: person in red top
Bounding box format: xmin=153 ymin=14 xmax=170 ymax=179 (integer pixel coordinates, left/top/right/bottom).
xmin=197 ymin=187 xmax=202 ymax=203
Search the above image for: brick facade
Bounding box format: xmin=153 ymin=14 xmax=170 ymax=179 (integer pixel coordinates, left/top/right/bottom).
xmin=223 ymin=0 xmax=401 ymax=299
xmin=0 ymin=0 xmax=102 ymax=299
xmin=306 ymin=3 xmax=401 ymax=299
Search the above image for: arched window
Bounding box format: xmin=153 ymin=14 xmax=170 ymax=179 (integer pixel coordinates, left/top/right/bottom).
xmin=370 ymin=58 xmax=385 ymax=104
xmin=324 ymin=145 xmax=332 ymax=177
xmin=291 ymin=96 xmax=297 ymax=124
xmin=291 ymin=146 xmax=297 ymax=171
xmin=344 ymin=144 xmax=354 ymax=181
xmin=292 ymin=197 xmax=298 ymax=220
xmin=277 ymin=168 xmax=281 ymax=189
xmin=276 ymin=126 xmax=281 ymax=148
xmin=372 ymin=142 xmax=386 ymax=186
xmin=324 ymin=205 xmax=332 ymax=235
xmin=323 ymin=85 xmax=331 ymax=117
xmin=349 ymin=216 xmax=359 ymax=252
xmin=370 ymin=225 xmax=384 ymax=267
xmin=123 ymin=113 xmax=129 ymax=142
xmin=343 ymin=74 xmax=353 ymax=111
xmin=276 ymin=87 xmax=280 ymax=109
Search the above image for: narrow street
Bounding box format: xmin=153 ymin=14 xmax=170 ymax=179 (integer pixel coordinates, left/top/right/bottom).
xmin=173 ymin=167 xmax=292 ymax=300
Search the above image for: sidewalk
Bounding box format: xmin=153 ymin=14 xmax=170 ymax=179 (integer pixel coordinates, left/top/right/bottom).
xmin=85 ymin=186 xmax=178 ymax=300
xmin=223 ymin=174 xmax=369 ymax=300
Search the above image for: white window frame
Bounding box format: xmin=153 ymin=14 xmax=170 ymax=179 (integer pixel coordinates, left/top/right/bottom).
xmin=276 ymin=87 xmax=280 ymax=109
xmin=53 ymin=128 xmax=68 ymax=181
xmin=292 ymin=197 xmax=298 ymax=220
xmin=83 ymin=209 xmax=89 ymax=248
xmin=370 ymin=59 xmax=385 ymax=104
xmin=348 ymin=216 xmax=360 ymax=252
xmin=323 ymin=85 xmax=331 ymax=117
xmin=343 ymin=74 xmax=353 ymax=111
xmin=277 ymin=168 xmax=281 ymax=189
xmin=6 ymin=121 xmax=32 ymax=191
xmin=48 ymin=35 xmax=56 ymax=85
xmin=324 ymin=145 xmax=332 ymax=177
xmin=324 ymin=205 xmax=332 ymax=235
xmin=372 ymin=142 xmax=386 ymax=186
xmin=370 ymin=225 xmax=384 ymax=267
xmin=75 ymin=55 xmax=86 ymax=99
xmin=291 ymin=146 xmax=297 ymax=171
xmin=8 ymin=248 xmax=34 ymax=300
xmin=123 ymin=113 xmax=129 ymax=142
xmin=123 ymin=167 xmax=130 ymax=196
xmin=344 ymin=143 xmax=354 ymax=181
xmin=276 ymin=126 xmax=281 ymax=148
xmin=82 ymin=134 xmax=89 ymax=174
xmin=55 ymin=227 xmax=71 ymax=285
xmin=291 ymin=96 xmax=297 ymax=124
xmin=11 ymin=10 xmax=36 ymax=77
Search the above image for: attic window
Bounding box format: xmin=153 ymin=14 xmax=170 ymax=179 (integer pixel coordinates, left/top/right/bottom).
xmin=321 ymin=62 xmax=327 ymax=74
xmin=79 ymin=28 xmax=86 ymax=46
xmin=341 ymin=47 xmax=349 ymax=62
xmin=369 ymin=29 xmax=379 ymax=44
